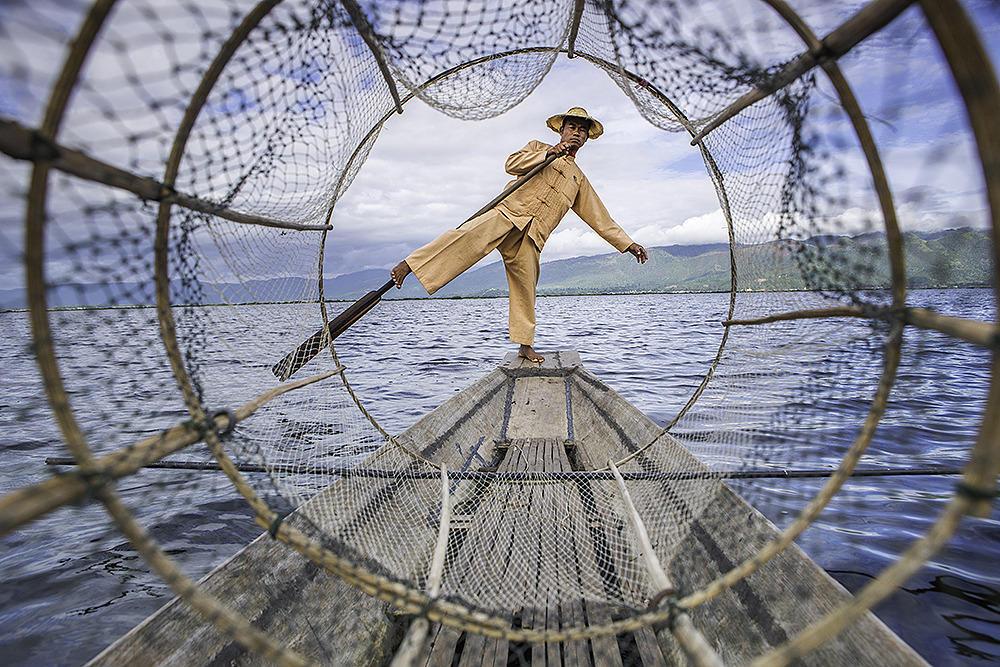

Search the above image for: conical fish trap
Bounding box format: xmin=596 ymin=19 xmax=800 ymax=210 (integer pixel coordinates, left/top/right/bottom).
xmin=0 ymin=1 xmax=996 ymax=665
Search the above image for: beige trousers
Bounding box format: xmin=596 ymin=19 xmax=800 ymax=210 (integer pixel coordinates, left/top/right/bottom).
xmin=405 ymin=209 xmax=541 ymax=345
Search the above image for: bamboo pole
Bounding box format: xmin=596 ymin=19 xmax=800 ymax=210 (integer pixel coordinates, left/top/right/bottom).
xmin=608 ymin=460 xmax=724 ymax=667
xmin=904 ymin=308 xmax=998 ymax=349
xmin=723 ymin=304 xmax=997 ymax=349
xmin=724 ymin=305 xmax=869 ymax=326
xmin=0 ymin=368 xmax=342 ymax=536
xmin=390 ymin=466 xmax=451 ymax=666
xmin=567 ymin=0 xmax=585 ymax=58
xmin=25 ymin=0 xmax=116 ymax=476
xmin=689 ymin=0 xmax=916 ymax=146
xmin=0 ymin=118 xmax=330 ymax=232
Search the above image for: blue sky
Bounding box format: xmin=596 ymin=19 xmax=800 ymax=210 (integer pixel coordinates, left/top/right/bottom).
xmin=325 ymin=1 xmax=997 ymax=277
xmin=0 ymin=0 xmax=996 ymax=290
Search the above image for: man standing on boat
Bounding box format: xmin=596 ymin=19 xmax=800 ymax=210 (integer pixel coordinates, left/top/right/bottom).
xmin=390 ymin=107 xmax=648 ymax=363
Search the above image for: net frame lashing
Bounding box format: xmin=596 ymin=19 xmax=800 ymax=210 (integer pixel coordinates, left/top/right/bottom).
xmin=1 ymin=0 xmax=997 ymax=664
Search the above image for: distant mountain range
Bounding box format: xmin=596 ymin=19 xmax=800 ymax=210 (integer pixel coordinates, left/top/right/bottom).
xmin=1 ymin=227 xmax=991 ymax=309
xmin=322 ymin=227 xmax=993 ymax=300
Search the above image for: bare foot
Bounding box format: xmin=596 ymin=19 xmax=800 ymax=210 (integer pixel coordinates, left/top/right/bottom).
xmin=390 ymin=260 xmax=411 ymax=288
xmin=518 ymin=344 xmax=544 ymax=363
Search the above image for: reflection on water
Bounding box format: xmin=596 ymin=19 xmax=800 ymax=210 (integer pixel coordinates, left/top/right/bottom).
xmin=830 ymin=571 xmax=1000 ymax=662
xmin=0 ymin=288 xmax=996 ymax=664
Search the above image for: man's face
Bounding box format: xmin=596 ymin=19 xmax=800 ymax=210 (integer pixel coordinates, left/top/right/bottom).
xmin=560 ymin=117 xmax=591 ymax=150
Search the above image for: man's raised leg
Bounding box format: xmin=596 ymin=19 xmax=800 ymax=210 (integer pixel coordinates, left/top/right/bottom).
xmin=391 ymin=210 xmax=513 ymax=294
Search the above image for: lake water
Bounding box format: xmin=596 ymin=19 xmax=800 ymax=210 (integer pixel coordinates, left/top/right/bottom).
xmin=0 ymin=288 xmax=996 ymax=664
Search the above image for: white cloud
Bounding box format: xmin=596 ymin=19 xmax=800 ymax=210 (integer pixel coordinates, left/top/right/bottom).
xmin=540 ymin=208 xmax=729 ymax=262
xmin=633 ymin=209 xmax=730 ymax=246
xmin=1 ymin=0 xmax=994 ymax=290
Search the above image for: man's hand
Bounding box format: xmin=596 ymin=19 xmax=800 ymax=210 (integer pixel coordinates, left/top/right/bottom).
xmin=546 ymin=138 xmax=583 ymax=157
xmin=626 ymin=243 xmax=648 ymax=264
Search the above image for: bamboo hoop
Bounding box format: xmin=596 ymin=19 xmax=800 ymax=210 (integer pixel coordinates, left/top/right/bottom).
xmin=140 ymin=17 xmax=908 ymax=646
xmin=689 ymin=0 xmax=917 ymax=145
xmin=312 ymin=43 xmax=742 ymax=468
xmin=710 ymin=0 xmax=1000 ymax=659
xmin=22 ymin=0 xmax=310 ymax=664
xmin=7 ymin=0 xmax=996 ymax=658
xmin=917 ymin=0 xmax=1000 ymax=517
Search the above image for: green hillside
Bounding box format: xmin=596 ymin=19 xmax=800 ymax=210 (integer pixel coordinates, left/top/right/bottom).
xmin=381 ymin=227 xmax=992 ymax=299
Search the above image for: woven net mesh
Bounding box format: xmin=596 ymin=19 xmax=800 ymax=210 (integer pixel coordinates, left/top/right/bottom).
xmin=0 ymin=0 xmax=996 ymax=665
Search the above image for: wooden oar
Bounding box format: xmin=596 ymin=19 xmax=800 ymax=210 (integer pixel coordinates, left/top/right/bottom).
xmin=271 ymin=279 xmax=394 ymax=381
xmin=271 ymin=150 xmax=563 ymax=381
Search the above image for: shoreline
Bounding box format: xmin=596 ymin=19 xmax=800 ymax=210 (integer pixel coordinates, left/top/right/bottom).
xmin=0 ymin=284 xmax=992 ymax=314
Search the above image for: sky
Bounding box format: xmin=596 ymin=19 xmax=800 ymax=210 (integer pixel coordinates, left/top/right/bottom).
xmin=327 ymin=57 xmax=728 ymax=276
xmin=322 ymin=1 xmax=998 ymax=278
xmin=0 ymin=0 xmax=997 ymax=290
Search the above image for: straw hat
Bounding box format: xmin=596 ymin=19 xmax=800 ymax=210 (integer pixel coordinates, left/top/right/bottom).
xmin=546 ymin=106 xmax=604 ymax=139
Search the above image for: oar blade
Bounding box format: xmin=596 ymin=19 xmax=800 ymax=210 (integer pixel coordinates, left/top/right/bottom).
xmin=271 ymin=327 xmax=328 ymax=381
xmin=271 ymin=280 xmax=395 ymax=381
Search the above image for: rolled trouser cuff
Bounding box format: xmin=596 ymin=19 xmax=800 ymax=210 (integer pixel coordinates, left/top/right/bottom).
xmin=509 ymin=328 xmax=535 ymax=346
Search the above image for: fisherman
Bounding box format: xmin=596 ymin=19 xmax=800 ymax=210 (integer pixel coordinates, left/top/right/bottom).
xmin=390 ymin=107 xmax=648 ymax=363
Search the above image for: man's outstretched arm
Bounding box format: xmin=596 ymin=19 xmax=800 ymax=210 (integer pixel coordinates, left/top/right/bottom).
xmin=573 ymin=176 xmax=648 ymax=263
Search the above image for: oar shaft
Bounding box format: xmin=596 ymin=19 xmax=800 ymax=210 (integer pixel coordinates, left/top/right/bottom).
xmin=271 ymin=280 xmax=394 ymax=381
xmin=463 ymin=152 xmax=559 ymax=224
xmin=272 ymin=150 xmax=564 ymax=380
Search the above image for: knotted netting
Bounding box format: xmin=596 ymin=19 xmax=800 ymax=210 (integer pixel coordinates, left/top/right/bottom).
xmin=0 ymin=0 xmax=997 ymax=665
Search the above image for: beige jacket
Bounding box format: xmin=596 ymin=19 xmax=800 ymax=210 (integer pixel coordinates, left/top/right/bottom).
xmin=497 ymin=140 xmax=634 ymax=253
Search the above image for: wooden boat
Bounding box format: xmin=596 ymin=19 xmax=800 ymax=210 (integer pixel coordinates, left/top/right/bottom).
xmin=93 ymin=352 xmax=924 ymax=666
